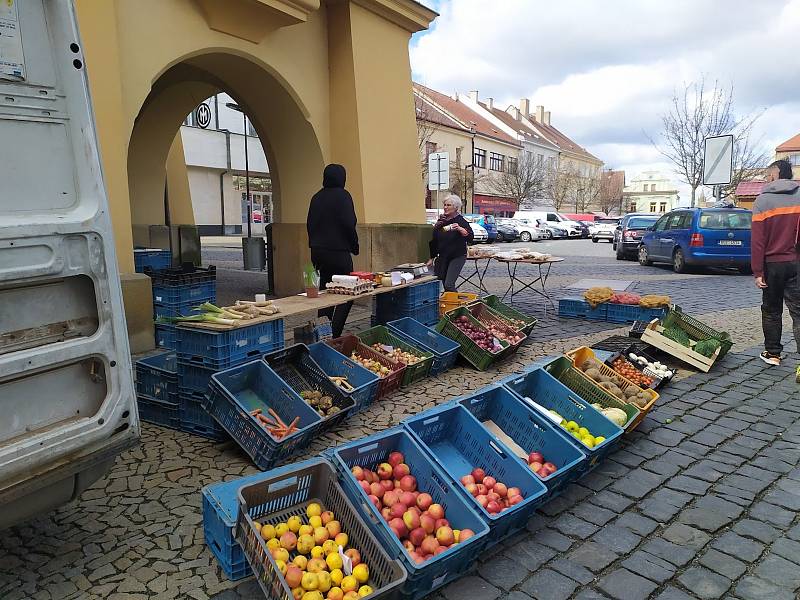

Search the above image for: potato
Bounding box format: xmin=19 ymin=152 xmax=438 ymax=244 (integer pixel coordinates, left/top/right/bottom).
xmin=585 ymin=368 xmax=602 ymax=381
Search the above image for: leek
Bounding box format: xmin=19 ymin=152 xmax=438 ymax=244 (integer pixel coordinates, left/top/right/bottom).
xmin=170 ymin=313 xmax=236 ymax=326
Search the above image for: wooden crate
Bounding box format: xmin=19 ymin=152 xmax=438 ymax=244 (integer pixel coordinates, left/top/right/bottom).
xmin=640 ymin=321 xmax=721 ymax=373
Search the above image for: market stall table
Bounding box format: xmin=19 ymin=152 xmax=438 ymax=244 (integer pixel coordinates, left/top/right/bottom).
xmin=455 ymin=256 xmax=494 ymax=294
xmin=495 ymin=256 xmax=564 ymax=313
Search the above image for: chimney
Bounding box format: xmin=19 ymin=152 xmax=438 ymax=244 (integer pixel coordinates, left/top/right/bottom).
xmin=543 ymin=111 xmax=551 ymax=126
xmin=519 ymin=98 xmax=530 ymax=117
xmin=486 ymin=97 xmax=494 ymax=110
xmin=510 ymin=106 xmax=520 ymax=120
xmin=468 ymin=90 xmax=479 ymax=103
xmin=535 ymin=105 xmax=545 ymax=123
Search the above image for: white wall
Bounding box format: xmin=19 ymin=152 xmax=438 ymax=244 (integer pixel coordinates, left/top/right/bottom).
xmin=181 ymin=126 xmax=269 ymax=175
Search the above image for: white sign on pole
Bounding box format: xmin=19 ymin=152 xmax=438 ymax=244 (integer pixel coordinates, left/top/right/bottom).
xmin=428 ymin=151 xmax=449 ymax=191
xmin=0 ymin=0 xmax=25 ymax=81
xmin=703 ymin=134 xmax=734 ymax=185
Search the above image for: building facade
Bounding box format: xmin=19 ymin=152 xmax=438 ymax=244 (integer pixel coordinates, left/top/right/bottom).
xmin=775 ymin=133 xmax=800 ymax=179
xmin=623 ymin=171 xmax=680 ymax=213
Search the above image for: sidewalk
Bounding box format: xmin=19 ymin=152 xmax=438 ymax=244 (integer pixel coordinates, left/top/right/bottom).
xmin=201 ymin=235 xmax=257 ymax=248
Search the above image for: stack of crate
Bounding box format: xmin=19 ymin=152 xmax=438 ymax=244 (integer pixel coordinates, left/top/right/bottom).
xmin=372 ymin=280 xmax=440 ymax=327
xmin=145 ymin=265 xmax=216 ymax=350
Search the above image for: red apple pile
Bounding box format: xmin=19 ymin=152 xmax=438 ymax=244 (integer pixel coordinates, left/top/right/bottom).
xmin=350 ymin=450 xmax=475 ymax=564
xmin=453 ymin=316 xmax=504 ymax=353
xmin=460 ymin=468 xmax=524 ymax=514
xmin=527 ymin=451 xmax=558 ymax=479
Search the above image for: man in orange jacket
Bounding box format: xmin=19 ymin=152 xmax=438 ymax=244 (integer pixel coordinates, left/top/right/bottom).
xmin=751 ymin=159 xmax=800 ymax=370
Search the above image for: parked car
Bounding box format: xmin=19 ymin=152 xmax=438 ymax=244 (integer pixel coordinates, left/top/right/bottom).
xmin=638 ymin=207 xmax=752 ymax=273
xmin=469 ymin=222 xmax=489 ymax=244
xmin=514 ymin=210 xmax=584 ymax=237
xmin=591 ymin=218 xmax=619 ymax=243
xmin=494 ymin=222 xmax=519 ymax=242
xmin=535 ymin=220 xmax=570 ymax=239
xmin=497 ymin=218 xmax=544 ymax=242
xmin=614 ymin=213 xmax=660 ymax=259
xmin=465 ymin=214 xmax=497 ymax=242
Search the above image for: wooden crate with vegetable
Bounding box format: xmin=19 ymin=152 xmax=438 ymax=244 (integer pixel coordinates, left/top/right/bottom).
xmin=640 ymin=321 xmax=723 ymax=373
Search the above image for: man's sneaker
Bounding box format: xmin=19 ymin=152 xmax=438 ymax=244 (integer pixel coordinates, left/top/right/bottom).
xmin=760 ymin=351 xmax=781 ymax=366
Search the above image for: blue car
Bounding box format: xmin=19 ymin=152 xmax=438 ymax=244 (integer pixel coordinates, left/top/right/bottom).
xmin=638 ymin=207 xmax=752 ymax=273
xmin=465 ymin=213 xmax=497 ymax=242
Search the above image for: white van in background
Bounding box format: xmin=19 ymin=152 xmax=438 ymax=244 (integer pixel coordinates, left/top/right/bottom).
xmin=514 ymin=210 xmax=584 ymax=238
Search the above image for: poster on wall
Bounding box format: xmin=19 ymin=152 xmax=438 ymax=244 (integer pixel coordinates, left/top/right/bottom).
xmin=0 ymin=0 xmax=25 ymax=81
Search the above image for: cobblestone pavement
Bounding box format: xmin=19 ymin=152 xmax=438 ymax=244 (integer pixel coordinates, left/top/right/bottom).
xmin=1 ymin=240 xmax=798 ymax=600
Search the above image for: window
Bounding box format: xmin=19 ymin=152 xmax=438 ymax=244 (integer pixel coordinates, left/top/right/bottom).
xmin=699 ymin=210 xmax=752 ymax=230
xmin=546 ymin=213 xmax=558 ymax=221
xmin=455 ymin=147 xmax=462 ymax=166
xmin=474 ymin=148 xmax=486 ymax=169
xmin=507 ymin=157 xmax=518 ymax=174
xmin=526 ymin=151 xmax=533 ymax=163
xmin=659 ymin=202 xmax=667 ymax=212
xmin=537 ymin=154 xmax=544 ymax=166
xmin=629 ymin=216 xmax=659 ymax=230
xmin=653 ymin=216 xmax=670 ymax=232
xmin=548 ymin=157 xmax=556 ymax=171
xmin=425 ymin=141 xmax=436 ymax=158
xmin=665 ymin=213 xmax=684 ymax=230
xmin=649 ymin=202 xmax=657 ymax=212
xmin=489 ymin=152 xmax=504 ymax=171
xmin=630 ymin=202 xmax=637 ymax=213
xmin=789 ymin=154 xmax=800 ymax=166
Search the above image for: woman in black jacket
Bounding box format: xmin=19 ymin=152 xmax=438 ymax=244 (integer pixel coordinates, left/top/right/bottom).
xmin=427 ymin=195 xmax=474 ymax=292
xmin=307 ymin=164 xmax=359 ymax=336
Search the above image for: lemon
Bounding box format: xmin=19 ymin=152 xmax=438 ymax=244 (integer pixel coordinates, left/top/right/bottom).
xmin=326 ymin=552 xmax=343 ymax=571
xmin=578 ymin=427 xmax=589 ymax=436
xmin=309 ymin=515 xmax=323 ymax=529
xmin=267 ymin=538 xmax=281 ymax=551
xmin=560 ymin=419 xmax=568 ymax=427
xmin=358 ymin=585 xmax=373 ymax=597
xmin=276 ymin=523 xmax=290 ymax=537
xmin=301 ymin=571 xmax=319 ymax=591
xmin=311 ymin=545 xmax=325 ymax=559
xmin=340 ymin=575 xmax=358 ymax=593
xmin=287 ymin=516 xmax=303 ymax=533
xmin=352 ymin=563 xmax=369 ymax=584
xmin=302 ymin=592 xmax=323 ymax=600
xmin=595 ymin=436 xmax=606 ymax=445
xmin=330 ymin=568 xmax=344 ymax=586
xmin=581 ymin=436 xmax=595 ymax=449
xmin=571 ymin=431 xmax=581 ymax=439
xmin=293 ymin=555 xmax=308 ymax=570
xmin=299 ymin=524 xmax=315 ymax=537
xmin=566 ymin=420 xmax=579 ymax=433
xmin=323 ymin=540 xmax=338 ymax=555
xmin=261 ymin=524 xmax=277 ymax=541
xmin=307 ymin=502 xmax=323 ymax=518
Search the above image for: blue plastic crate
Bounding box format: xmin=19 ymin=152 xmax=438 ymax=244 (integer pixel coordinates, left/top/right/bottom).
xmin=455 ymin=385 xmax=586 ymax=497
xmin=374 ymin=300 xmax=439 ymax=327
xmin=154 ymin=324 xmax=178 ymax=350
xmin=379 ymin=280 xmax=441 ymax=310
xmin=403 ymin=404 xmax=548 ymax=546
xmin=134 ymin=249 xmax=171 ymax=272
xmin=176 ymin=321 xmax=285 ymax=369
xmin=177 ymin=361 xmax=216 ymax=395
xmin=152 ymin=281 xmax=216 ymax=306
xmin=137 ymin=393 xmax=180 ymax=430
xmin=501 ymin=368 xmax=624 ymax=470
xmin=154 ymin=297 xmax=216 ymax=320
xmin=329 ymin=427 xmax=490 ymax=600
xmin=204 ymin=360 xmax=322 ymax=470
xmin=178 ymin=389 xmax=229 ymax=440
xmin=386 ymin=318 xmax=460 ymax=376
xmin=558 ymin=297 xmax=607 ymax=321
xmin=606 ymin=303 xmax=667 ymax=324
xmin=308 ymin=341 xmax=379 ymax=412
xmin=135 ymin=351 xmax=178 ymax=404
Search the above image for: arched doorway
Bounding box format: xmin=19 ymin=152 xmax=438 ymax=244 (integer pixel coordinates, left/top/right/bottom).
xmin=127 ymin=51 xmax=326 ymax=290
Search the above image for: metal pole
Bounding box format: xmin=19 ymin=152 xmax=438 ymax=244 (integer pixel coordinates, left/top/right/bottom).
xmin=244 ymin=112 xmax=252 ymax=238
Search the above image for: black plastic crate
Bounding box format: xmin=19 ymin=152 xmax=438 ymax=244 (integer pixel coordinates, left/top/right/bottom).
xmin=144 ymin=264 xmax=216 ymax=286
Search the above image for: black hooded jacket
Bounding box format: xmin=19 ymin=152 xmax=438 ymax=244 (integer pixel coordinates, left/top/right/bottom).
xmin=307 ymin=164 xmax=359 ymax=255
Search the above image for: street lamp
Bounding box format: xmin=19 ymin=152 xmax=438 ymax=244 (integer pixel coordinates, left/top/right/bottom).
xmin=226 ymin=102 xmax=265 ymax=271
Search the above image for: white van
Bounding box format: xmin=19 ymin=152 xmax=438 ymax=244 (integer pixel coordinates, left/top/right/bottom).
xmin=0 ymin=0 xmax=138 ymax=527
xmin=514 ymin=210 xmax=583 ymax=238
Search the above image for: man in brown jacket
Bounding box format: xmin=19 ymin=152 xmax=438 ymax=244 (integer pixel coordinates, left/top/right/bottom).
xmin=751 ymin=159 xmax=800 ymax=367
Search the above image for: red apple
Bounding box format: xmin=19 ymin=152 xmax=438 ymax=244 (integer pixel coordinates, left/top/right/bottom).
xmin=435 ymin=518 xmax=450 ymax=530
xmin=487 ymin=492 xmax=500 ymax=504
xmin=402 ymin=509 xmax=420 ymax=531
xmin=407 ymin=506 xmax=421 ymax=517
xmin=393 ymin=463 xmax=411 ymax=479
xmin=370 ymin=482 xmax=385 ymax=498
xmin=475 ymin=494 xmax=489 ymax=508
xmin=508 ymin=494 xmax=524 ymax=506
xmin=389 ymin=517 xmax=408 ymax=539
xmin=460 ymin=474 xmax=475 ymax=486
xmin=483 ymin=476 xmax=497 ymax=490
xmin=365 ymin=470 xmax=377 ymax=483
xmin=528 ymin=462 xmax=543 ymax=474
xmin=435 ymin=526 xmax=455 ymax=546
xmin=486 ymin=500 xmax=501 ymax=514
xmin=359 ymin=480 xmax=371 ymax=494
xmin=528 ymin=451 xmax=544 ymax=464
xmin=383 ymin=490 xmax=399 ymax=507
xmin=390 ymin=502 xmax=407 ymax=519
xmin=377 ymin=463 xmax=393 ymax=480
xmin=421 ymin=536 xmax=440 ymax=556
xmin=345 ymin=548 xmax=361 ymax=567
xmin=494 ymin=482 xmax=508 ymax=498
xmin=543 ymin=462 xmax=557 ymax=474
xmin=471 ymin=468 xmax=486 ymax=483
xmin=351 ymin=466 xmax=365 ymax=481
xmin=408 ymin=527 xmax=426 ymax=546
xmin=399 ymin=475 xmax=417 ymax=492
xmin=420 ymin=514 xmax=436 ymax=534
xmin=388 ymin=451 xmax=405 ymax=467
xmin=400 ymin=491 xmax=416 ymax=507
xmin=368 ymin=495 xmax=381 ymax=511
xmin=380 ymin=479 xmax=394 ymax=492
xmin=428 ymin=504 xmax=445 ymax=520
xmin=476 ymin=484 xmax=488 ymax=496
xmin=459 ymin=529 xmax=475 ymax=542
xmin=435 ymin=545 xmax=448 ymax=555
xmin=465 ymin=483 xmax=478 ymax=496
xmin=412 ymin=552 xmax=425 ymax=564
xmin=403 ymin=540 xmax=415 ymax=553
xmin=507 ymin=487 xmax=521 ymax=499
xmin=381 ymin=507 xmax=391 ymax=520
xmin=537 ymin=467 xmax=548 ymax=478
xmin=416 ymin=493 xmax=433 ymax=511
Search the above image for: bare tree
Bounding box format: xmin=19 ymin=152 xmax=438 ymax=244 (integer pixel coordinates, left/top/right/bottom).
xmin=415 ymin=95 xmax=438 ymax=182
xmin=650 ymin=77 xmax=764 ymax=207
xmin=721 ymin=124 xmax=768 ymax=200
xmin=484 ymin=153 xmax=548 ymax=208
xmin=596 ymin=170 xmax=625 ymax=215
xmin=548 ymin=164 xmax=578 ymax=211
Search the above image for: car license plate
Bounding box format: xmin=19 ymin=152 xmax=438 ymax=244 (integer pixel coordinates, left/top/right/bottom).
xmin=718 ymin=240 xmax=742 ymax=246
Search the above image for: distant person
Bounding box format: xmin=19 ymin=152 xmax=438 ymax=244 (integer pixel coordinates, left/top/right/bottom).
xmin=427 ymin=195 xmax=474 ymax=292
xmin=751 ymin=159 xmax=800 ymax=369
xmin=307 ymin=164 xmax=359 ymax=337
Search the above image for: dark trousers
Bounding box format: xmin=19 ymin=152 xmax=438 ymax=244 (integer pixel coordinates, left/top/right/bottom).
xmin=311 ymin=248 xmax=354 ymax=338
xmin=435 ymin=255 xmax=467 ymax=292
xmin=761 ymin=260 xmax=800 ymax=355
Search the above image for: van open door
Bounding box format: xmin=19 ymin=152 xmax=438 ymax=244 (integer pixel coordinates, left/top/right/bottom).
xmin=0 ymin=0 xmax=138 ymax=528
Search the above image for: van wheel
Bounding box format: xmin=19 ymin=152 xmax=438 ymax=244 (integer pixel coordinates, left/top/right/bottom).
xmin=520 ymin=231 xmax=532 ymax=242
xmin=672 ymin=248 xmax=686 ymax=273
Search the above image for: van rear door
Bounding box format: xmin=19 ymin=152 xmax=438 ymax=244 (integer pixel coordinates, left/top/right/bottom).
xmin=0 ymin=0 xmax=138 ymax=527
xmin=697 ymin=210 xmax=752 ymax=257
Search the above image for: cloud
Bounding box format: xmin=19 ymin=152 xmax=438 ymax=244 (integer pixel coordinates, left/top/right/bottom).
xmin=411 ymin=0 xmax=800 ymax=197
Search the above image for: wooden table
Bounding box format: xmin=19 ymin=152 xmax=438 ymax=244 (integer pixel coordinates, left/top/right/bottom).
xmin=494 ymin=257 xmax=564 ymax=313
xmin=456 ymin=256 xmax=494 ymax=294
xmin=178 ymin=275 xmax=439 ymax=331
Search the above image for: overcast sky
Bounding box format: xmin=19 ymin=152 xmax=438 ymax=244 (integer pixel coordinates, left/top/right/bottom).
xmin=410 ymin=0 xmax=800 ymax=203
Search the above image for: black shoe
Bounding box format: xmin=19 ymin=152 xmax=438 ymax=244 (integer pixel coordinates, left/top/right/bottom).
xmin=759 ymin=351 xmax=781 ymax=366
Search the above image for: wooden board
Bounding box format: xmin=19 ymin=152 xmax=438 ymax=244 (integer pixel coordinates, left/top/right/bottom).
xmin=176 ymin=275 xmax=438 ymax=331
xmin=640 ymin=322 xmax=719 ymax=373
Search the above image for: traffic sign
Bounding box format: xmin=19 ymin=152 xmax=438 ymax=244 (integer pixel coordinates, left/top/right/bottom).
xmin=703 ymin=134 xmax=733 ymax=185
xmin=428 ymin=151 xmax=449 ymax=191
xmin=195 ymin=102 xmax=212 ymax=128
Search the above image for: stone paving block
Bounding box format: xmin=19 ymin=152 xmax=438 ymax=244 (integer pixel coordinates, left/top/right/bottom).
xmin=442 ymin=576 xmax=500 ymax=600
xmin=653 ymin=586 xmax=697 ymax=600
xmin=588 ymin=490 xmax=633 ymax=513
xmin=506 ymin=539 xmax=557 ymax=572
xmin=682 ymin=461 xmax=727 ymax=483
xmin=712 ymin=532 xmax=765 ymax=562
xmin=677 ymin=567 xmax=732 ymax=599
xmin=547 ymin=558 xmax=596 ymax=586
xmin=698 ymin=548 xmax=747 ymax=580
xmin=610 ymin=469 xmax=665 ymax=500
xmin=732 ymin=519 xmax=781 ymax=544
xmin=735 ymin=577 xmax=797 ymax=600
xmin=769 ymin=537 xmax=800 ymax=565
xmin=620 ymin=551 xmax=676 ymax=583
xmin=748 ymin=501 xmax=796 ymax=528
xmin=590 ymin=525 xmax=641 ymax=555
xmin=763 ymin=489 xmax=800 ymax=511
xmin=504 ymin=593 xmax=535 ymax=600
xmin=608 ymin=450 xmax=645 ymax=468
xmin=551 ymin=514 xmax=599 ymax=539
xmin=666 ymin=474 xmax=712 ymax=495
xmin=754 ymin=554 xmax=800 ymax=589
xmin=597 ymin=568 xmax=658 ymax=600
xmin=519 ymin=568 xmax=578 ymax=600
xmin=647 ymin=428 xmax=686 ymax=447
xmin=641 ymin=538 xmax=696 ymax=567
xmin=570 ymin=503 xmax=616 ymax=527
xmin=573 ymin=591 xmax=610 ymax=600
xmin=478 ymin=557 xmax=530 ymax=591
xmin=568 ymin=541 xmax=619 ymax=573
xmin=613 ymin=512 xmax=658 ymax=536
xmin=662 ymin=522 xmax=710 ymax=550
xmin=679 ymin=495 xmax=744 ymax=532
xmin=641 ymin=459 xmax=682 ymax=478
xmin=534 ymin=529 xmax=574 ymax=552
